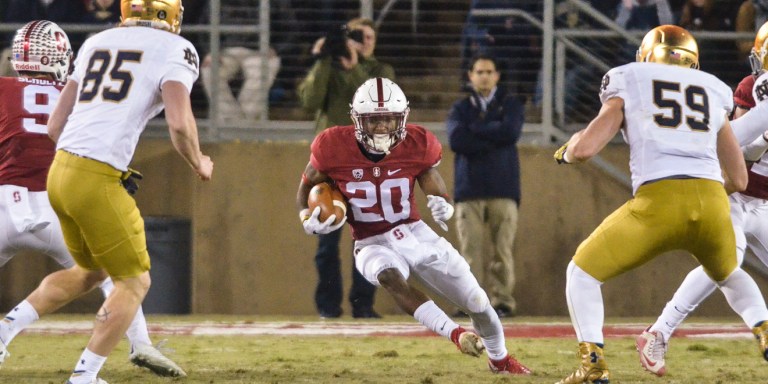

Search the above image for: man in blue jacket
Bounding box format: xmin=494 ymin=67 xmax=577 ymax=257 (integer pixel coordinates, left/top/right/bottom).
xmin=446 ymin=55 xmax=524 ymax=318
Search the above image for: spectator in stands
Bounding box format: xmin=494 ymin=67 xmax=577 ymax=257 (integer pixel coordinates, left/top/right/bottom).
xmin=679 ymin=0 xmax=735 ymax=31
xmin=460 ymin=0 xmax=541 ymax=104
xmin=199 ymin=2 xmax=281 ymax=121
xmin=552 ymin=0 xmax=613 ymax=122
xmin=615 ymin=0 xmax=674 ymax=61
xmin=615 ymin=0 xmax=674 ymax=30
xmin=668 ymin=0 xmax=688 ymax=21
xmin=679 ymin=0 xmax=742 ymax=83
xmin=589 ymin=0 xmax=622 ymax=20
xmin=736 ymin=1 xmax=768 ymax=59
xmin=446 ymin=55 xmax=524 ymax=318
xmin=297 ymin=17 xmax=394 ymax=319
xmin=83 ymin=0 xmax=121 ymax=24
xmin=262 ymin=0 xmax=302 ymax=107
xmin=552 ymin=1 xmax=616 ymax=120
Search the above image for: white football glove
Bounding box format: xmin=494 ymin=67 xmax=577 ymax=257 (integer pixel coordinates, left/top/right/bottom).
xmin=427 ymin=195 xmax=454 ymax=231
xmin=300 ymin=206 xmax=347 ymax=235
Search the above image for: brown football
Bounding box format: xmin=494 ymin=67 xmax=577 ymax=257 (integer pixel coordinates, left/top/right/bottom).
xmin=308 ymin=182 xmax=347 ymax=225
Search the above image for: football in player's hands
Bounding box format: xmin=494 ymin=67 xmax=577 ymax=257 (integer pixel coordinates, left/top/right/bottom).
xmin=308 ymin=182 xmax=347 ymax=225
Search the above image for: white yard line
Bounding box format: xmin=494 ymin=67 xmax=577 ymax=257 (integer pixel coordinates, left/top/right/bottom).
xmin=22 ymin=320 xmax=752 ymax=339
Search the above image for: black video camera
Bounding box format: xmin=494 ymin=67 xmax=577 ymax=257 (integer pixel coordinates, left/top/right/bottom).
xmin=321 ymin=24 xmax=365 ymax=60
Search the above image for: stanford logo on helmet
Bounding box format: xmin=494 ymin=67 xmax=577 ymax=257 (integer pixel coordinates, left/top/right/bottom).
xmin=10 ymin=20 xmax=72 ymax=82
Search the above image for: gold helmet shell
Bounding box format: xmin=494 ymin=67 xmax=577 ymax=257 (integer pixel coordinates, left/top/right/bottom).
xmin=750 ymin=21 xmax=768 ymax=74
xmin=636 ymin=25 xmax=699 ymax=69
xmin=120 ymin=0 xmax=183 ymax=34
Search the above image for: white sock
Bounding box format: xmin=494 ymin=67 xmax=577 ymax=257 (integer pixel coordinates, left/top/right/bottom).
xmin=651 ymin=266 xmax=715 ymax=342
xmin=0 ymin=300 xmax=39 ymax=346
xmin=100 ymin=278 xmax=152 ymax=349
xmin=126 ymin=306 xmax=152 ymax=349
xmin=718 ymin=268 xmax=768 ymax=327
xmin=469 ymin=305 xmax=507 ymax=360
xmin=413 ymin=300 xmax=458 ymax=338
xmin=98 ymin=277 xmax=114 ymax=297
xmin=565 ymin=261 xmax=604 ymax=344
xmin=68 ymin=348 xmax=106 ymax=384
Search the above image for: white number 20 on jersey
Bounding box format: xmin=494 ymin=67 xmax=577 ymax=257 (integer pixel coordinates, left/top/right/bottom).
xmin=22 ymin=84 xmax=60 ymax=134
xmin=346 ymin=179 xmax=411 ymax=223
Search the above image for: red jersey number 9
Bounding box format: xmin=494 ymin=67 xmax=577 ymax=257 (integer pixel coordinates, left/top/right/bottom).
xmin=22 ymin=84 xmax=60 ymax=135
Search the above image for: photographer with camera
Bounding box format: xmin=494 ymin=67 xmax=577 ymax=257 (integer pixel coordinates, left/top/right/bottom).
xmin=298 ymin=17 xmax=394 ymax=319
xmin=199 ymin=2 xmax=282 ymax=121
xmin=299 ymin=18 xmax=395 ymax=132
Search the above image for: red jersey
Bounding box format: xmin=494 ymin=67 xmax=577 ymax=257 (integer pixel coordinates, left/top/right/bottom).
xmin=734 ymin=74 xmax=756 ymax=110
xmin=0 ymin=77 xmax=61 ymax=191
xmin=732 ymin=74 xmax=768 ymax=199
xmin=311 ymin=124 xmax=443 ymax=240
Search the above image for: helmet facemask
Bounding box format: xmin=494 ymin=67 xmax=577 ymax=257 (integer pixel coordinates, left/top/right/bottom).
xmin=352 ymin=111 xmax=409 ymax=154
xmin=750 ymin=21 xmax=768 ymax=75
xmin=350 ymin=78 xmax=410 ymax=154
xmin=11 ymin=20 xmax=72 ymax=82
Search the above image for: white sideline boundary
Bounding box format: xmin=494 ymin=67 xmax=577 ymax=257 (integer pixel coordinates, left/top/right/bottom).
xmin=21 ymin=320 xmax=754 ymax=339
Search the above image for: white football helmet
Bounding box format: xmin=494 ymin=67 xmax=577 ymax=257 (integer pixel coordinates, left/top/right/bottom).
xmin=11 ymin=20 xmax=73 ymax=82
xmin=350 ymin=78 xmax=410 ymax=154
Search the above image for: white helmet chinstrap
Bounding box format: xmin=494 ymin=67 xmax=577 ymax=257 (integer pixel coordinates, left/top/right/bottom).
xmin=11 ymin=20 xmax=73 ymax=82
xmin=351 ymin=78 xmax=410 ymax=154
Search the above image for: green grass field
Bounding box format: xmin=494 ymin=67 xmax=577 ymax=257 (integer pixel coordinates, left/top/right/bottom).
xmin=0 ymin=315 xmax=765 ymax=383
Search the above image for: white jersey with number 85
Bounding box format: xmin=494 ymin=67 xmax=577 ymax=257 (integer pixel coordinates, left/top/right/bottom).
xmin=56 ymin=26 xmax=199 ymax=171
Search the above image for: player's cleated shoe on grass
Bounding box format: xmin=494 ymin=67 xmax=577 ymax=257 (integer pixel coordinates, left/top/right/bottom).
xmin=0 ymin=342 xmax=9 ymax=368
xmin=450 ymin=326 xmax=485 ymax=357
xmin=752 ymin=320 xmax=768 ymax=361
xmin=65 ymin=378 xmax=108 ymax=384
xmin=129 ymin=342 xmax=187 ymax=377
xmin=636 ymin=326 xmax=668 ymax=376
xmin=556 ymin=342 xmax=610 ymax=384
xmin=488 ymin=354 xmax=531 ymax=375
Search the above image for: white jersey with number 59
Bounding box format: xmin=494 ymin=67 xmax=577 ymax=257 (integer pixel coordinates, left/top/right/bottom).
xmin=599 ymin=62 xmax=733 ymax=194
xmin=56 ymin=26 xmax=199 ymax=171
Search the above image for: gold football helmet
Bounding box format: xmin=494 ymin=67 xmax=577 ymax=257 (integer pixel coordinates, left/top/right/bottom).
xmin=120 ymin=0 xmax=183 ymax=34
xmin=750 ymin=21 xmax=768 ymax=74
xmin=636 ymin=25 xmax=699 ymax=69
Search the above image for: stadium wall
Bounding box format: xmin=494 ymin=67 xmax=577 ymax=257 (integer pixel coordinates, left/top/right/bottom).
xmin=1 ymin=139 xmax=765 ymax=318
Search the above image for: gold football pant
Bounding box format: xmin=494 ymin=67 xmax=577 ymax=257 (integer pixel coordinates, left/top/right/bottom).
xmin=47 ymin=150 xmax=150 ymax=279
xmin=573 ymin=178 xmax=737 ymax=283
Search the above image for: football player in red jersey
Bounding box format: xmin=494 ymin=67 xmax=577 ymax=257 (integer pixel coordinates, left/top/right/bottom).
xmin=0 ymin=20 xmax=186 ymax=378
xmin=639 ymin=21 xmax=768 ymax=377
xmin=296 ymin=78 xmax=531 ymax=375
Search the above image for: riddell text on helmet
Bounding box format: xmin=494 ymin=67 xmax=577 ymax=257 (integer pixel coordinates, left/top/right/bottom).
xmin=13 ymin=63 xmax=41 ymax=71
